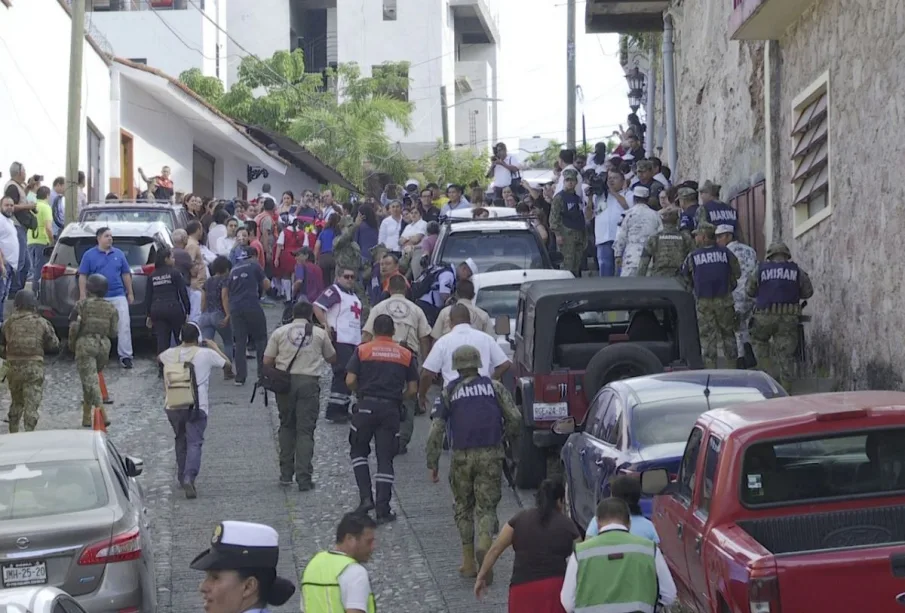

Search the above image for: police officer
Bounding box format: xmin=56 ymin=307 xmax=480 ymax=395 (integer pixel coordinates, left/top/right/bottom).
xmin=345 ymin=314 xmax=419 ymax=523
xmin=263 ymin=300 xmax=337 ymax=491
xmin=226 ymin=246 xmax=271 ymax=386
xmin=361 ymin=275 xmax=431 ymax=454
xmin=426 ymin=345 xmax=520 ymax=580
xmin=677 ymin=186 xmax=699 ymax=237
xmin=746 ymin=242 xmax=814 ymax=391
xmin=681 ymin=222 xmax=741 ymax=369
xmin=146 ymin=247 xmax=191 ymax=364
xmin=69 ymin=274 xmax=118 ymax=427
xmin=549 ymin=168 xmax=593 ymax=277
xmin=191 ymin=520 xmax=296 ymax=613
xmin=314 ymin=264 xmax=364 ymax=424
xmin=637 ymin=206 xmax=695 ymax=278
xmin=695 ymin=180 xmax=747 ymax=244
xmin=0 ymin=290 xmax=59 ymax=432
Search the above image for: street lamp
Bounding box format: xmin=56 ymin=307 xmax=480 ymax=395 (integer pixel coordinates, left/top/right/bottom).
xmin=628 ymin=89 xmax=644 ymax=113
xmin=626 ymin=67 xmax=646 ymax=94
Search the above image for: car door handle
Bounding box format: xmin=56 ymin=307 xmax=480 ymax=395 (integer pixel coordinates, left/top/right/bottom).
xmin=595 ymin=457 xmax=605 ymax=466
xmin=676 ymin=523 xmax=683 ymax=538
xmin=694 ymin=536 xmax=702 ymax=555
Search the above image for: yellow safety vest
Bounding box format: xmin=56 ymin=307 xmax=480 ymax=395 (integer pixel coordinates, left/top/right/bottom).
xmin=301 ymin=551 xmax=376 ymax=613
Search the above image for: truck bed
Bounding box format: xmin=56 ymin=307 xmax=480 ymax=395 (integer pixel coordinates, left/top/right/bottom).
xmin=737 ymin=504 xmax=905 ymax=554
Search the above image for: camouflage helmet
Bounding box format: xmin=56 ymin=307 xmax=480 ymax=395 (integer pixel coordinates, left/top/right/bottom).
xmin=452 ymin=345 xmax=483 ymax=371
xmin=766 ymin=242 xmax=792 ymax=259
xmin=13 ymin=289 xmax=37 ymax=311
xmin=693 ymin=221 xmax=716 ymax=240
xmin=86 ymin=274 xmax=109 ymax=297
xmin=659 ymin=206 xmax=680 ymax=225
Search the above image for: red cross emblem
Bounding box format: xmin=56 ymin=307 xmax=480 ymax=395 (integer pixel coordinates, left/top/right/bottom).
xmin=350 ymin=302 xmax=362 ymax=320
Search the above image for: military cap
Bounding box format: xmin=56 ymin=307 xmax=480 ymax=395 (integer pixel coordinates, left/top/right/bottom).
xmin=677 ymin=187 xmax=698 ymax=200
xmin=659 ymin=206 xmax=680 ymax=224
xmin=693 ymin=221 xmax=716 ymax=238
xmin=766 ymin=242 xmax=792 ymax=259
xmin=452 ymin=345 xmax=483 ymax=371
xmin=635 ymin=159 xmax=654 ymax=172
xmin=632 ymin=185 xmax=650 ymax=200
xmin=13 ymin=289 xmax=37 ymax=310
xmin=715 ymin=224 xmax=734 ymax=235
xmin=562 ymin=168 xmax=579 ymax=181
xmin=86 ymin=273 xmax=109 ymax=297
xmin=701 ymin=180 xmax=722 ymax=197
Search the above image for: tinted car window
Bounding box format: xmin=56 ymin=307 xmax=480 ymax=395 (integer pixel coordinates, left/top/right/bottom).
xmin=677 ymin=427 xmax=704 ymax=502
xmin=439 ymin=230 xmax=545 ymax=271
xmin=601 ymin=397 xmax=623 ymax=446
xmin=81 ymin=209 xmax=175 ymax=230
xmin=631 ymin=392 xmax=767 ymax=447
xmin=0 ymin=460 xmax=108 ymax=520
xmin=476 ymin=284 xmax=521 ymax=319
xmin=700 ymin=435 xmax=721 ymax=514
xmin=586 ymin=390 xmax=613 ymax=436
xmin=52 ymin=237 xmax=156 ymax=268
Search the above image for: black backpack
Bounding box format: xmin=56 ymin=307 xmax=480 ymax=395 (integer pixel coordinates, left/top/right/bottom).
xmin=410 ymin=264 xmax=454 ymax=301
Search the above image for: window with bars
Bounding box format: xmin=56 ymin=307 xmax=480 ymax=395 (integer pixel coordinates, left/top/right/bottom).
xmin=791 ymin=74 xmax=830 ymax=233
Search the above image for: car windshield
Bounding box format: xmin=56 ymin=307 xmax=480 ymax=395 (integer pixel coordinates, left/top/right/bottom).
xmin=476 ymin=284 xmax=520 ymax=319
xmin=0 ymin=460 xmax=108 ymax=520
xmin=81 ymin=209 xmax=174 ymax=231
xmin=439 ymin=230 xmax=545 ymax=271
xmin=53 ymin=237 xmax=156 ymax=268
xmin=741 ymin=427 xmax=905 ymax=506
xmin=632 ymin=392 xmax=767 ymax=447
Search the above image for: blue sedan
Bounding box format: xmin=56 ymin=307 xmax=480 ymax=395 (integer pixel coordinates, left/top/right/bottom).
xmin=559 ymin=370 xmax=786 ymax=531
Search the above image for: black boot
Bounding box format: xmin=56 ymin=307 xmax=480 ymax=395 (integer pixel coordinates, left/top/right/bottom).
xmin=354 ymin=498 xmax=375 ymax=515
xmin=376 ymin=509 xmax=397 ymax=525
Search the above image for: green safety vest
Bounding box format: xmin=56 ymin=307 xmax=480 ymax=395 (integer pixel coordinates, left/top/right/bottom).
xmin=301 ymin=551 xmax=377 ymax=613
xmin=573 ymin=529 xmax=659 ymax=613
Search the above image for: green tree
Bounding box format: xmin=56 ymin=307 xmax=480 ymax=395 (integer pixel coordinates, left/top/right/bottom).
xmin=524 ymin=140 xmax=564 ymax=169
xmin=418 ymin=141 xmax=489 ymax=190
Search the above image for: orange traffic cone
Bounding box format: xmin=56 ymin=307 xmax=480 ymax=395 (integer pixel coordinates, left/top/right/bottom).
xmin=98 ymin=372 xmax=113 ymax=404
xmin=92 ymin=407 xmax=107 ymax=433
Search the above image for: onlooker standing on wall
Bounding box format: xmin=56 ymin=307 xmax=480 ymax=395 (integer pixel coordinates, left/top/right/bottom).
xmin=78 ymin=227 xmax=135 ymax=369
xmin=4 ymin=162 xmax=36 ymax=295
xmin=26 ymin=186 xmax=54 ymax=297
xmin=0 ymin=197 xmax=20 ymax=326
xmin=184 ymin=220 xmax=207 ymax=322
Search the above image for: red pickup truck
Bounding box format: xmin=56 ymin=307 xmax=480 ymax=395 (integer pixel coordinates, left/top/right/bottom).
xmin=641 ymin=391 xmax=905 ymax=613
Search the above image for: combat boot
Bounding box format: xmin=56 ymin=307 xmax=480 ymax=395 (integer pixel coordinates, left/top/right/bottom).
xmin=476 ymin=534 xmax=494 ymax=585
xmin=459 ymin=544 xmax=477 ymax=578
xmin=81 ymin=403 xmax=92 ymax=428
xmin=354 ymin=497 xmax=375 ymax=515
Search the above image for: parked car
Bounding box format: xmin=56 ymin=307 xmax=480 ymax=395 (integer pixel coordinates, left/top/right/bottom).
xmin=0 ymin=586 xmax=90 ymax=613
xmin=431 ymin=216 xmax=562 ymax=272
xmin=641 ymin=390 xmax=905 ymax=613
xmin=446 ymin=206 xmax=518 ymax=219
xmin=39 ymin=221 xmax=173 ymax=335
xmin=553 ymin=370 xmax=786 ymax=533
xmin=78 ymin=201 xmax=190 ymax=233
xmin=0 ymin=430 xmax=156 ymax=613
xmin=502 ymin=276 xmax=704 ymax=488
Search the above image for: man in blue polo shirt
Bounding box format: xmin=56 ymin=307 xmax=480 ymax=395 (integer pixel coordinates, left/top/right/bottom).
xmin=78 ymin=226 xmax=135 ymax=369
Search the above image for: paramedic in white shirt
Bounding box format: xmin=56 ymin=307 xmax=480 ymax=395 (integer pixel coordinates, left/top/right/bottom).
xmin=488 ymin=142 xmax=525 ymax=198
xmin=418 ymin=304 xmax=510 ymax=414
xmin=594 ymin=169 xmax=631 ymax=277
xmin=378 ymin=200 xmax=404 ymax=253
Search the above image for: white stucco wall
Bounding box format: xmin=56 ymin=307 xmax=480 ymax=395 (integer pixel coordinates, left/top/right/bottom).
xmin=225 ymin=0 xmax=290 ymax=89
xmin=457 ymin=42 xmax=498 ymax=145
xmin=454 ymin=60 xmax=492 ymax=152
xmin=0 ymin=0 xmax=111 ymax=193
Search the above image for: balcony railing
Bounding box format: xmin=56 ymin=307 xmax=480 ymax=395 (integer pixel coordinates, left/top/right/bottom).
xmin=88 ymin=0 xmax=200 ymax=11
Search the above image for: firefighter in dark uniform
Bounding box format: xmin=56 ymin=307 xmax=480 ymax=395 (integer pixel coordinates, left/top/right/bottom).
xmin=345 ymin=314 xmax=419 ymax=524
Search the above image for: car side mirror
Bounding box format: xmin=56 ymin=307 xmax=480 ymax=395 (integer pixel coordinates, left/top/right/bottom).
xmin=550 ymin=251 xmax=564 ymax=266
xmin=124 ymin=456 xmax=144 ymax=478
xmin=43 ymin=246 xmax=54 ymax=257
xmin=641 ymin=468 xmax=670 ymax=496
xmin=494 ymin=315 xmax=511 ymax=336
xmin=551 ymin=416 xmax=576 ymax=435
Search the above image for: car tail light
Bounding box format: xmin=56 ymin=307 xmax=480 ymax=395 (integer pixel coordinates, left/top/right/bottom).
xmin=136 ymin=264 xmax=155 ymax=275
xmin=749 ymin=576 xmax=781 ymax=613
xmin=78 ymin=528 xmax=142 ymax=565
xmin=41 ymin=264 xmax=69 ymax=281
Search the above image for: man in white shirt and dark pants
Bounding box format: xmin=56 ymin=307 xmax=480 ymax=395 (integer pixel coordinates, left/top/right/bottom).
xmin=0 ymin=196 xmax=21 ymax=326
xmin=594 ymin=169 xmax=630 ymax=277
xmin=488 ymin=142 xmax=525 ymax=199
xmin=378 ymin=200 xmax=404 ymax=254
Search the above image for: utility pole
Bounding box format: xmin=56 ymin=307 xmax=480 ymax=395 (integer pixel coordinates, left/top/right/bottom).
xmin=576 ymin=85 xmax=587 ymax=153
xmin=440 ymin=86 xmax=450 ymax=148
xmin=65 ymin=0 xmax=87 ymax=223
xmin=566 ymin=0 xmax=577 ymax=148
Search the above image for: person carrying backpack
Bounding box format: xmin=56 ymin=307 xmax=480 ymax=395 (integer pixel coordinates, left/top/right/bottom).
xmin=412 ymin=259 xmax=478 ymax=327
xmin=159 ymin=322 xmax=232 ymax=500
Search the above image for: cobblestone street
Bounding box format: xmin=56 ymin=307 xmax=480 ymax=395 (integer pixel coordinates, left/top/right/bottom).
xmin=1 ymin=307 xmax=524 ymax=612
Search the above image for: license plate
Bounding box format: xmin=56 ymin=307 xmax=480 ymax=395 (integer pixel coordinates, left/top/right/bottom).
xmin=533 ymin=402 xmax=568 ymax=421
xmin=2 ymin=560 xmax=47 ymax=588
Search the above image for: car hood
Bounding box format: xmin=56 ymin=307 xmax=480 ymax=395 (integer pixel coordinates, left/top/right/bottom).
xmin=636 ymin=441 xmax=687 ymax=461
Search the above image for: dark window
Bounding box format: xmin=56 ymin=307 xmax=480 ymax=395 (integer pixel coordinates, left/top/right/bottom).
xmin=438 ymin=230 xmax=545 ymax=271
xmin=128 ymin=58 xmax=148 ymax=65
xmin=80 ymin=207 xmax=177 ymax=231
xmin=382 ymin=0 xmax=396 ymax=20
xmin=601 ymin=397 xmax=623 ymax=447
xmin=677 ymin=427 xmax=704 ymax=502
xmin=700 ymin=435 xmax=721 ymax=514
xmin=476 ymin=284 xmax=520 ymax=320
xmin=106 ymin=441 xmax=130 ymax=499
xmin=586 ymin=390 xmax=613 ymax=437
xmin=0 ymin=460 xmax=108 ymax=520
xmin=51 ymin=236 xmax=158 ymax=268
xmin=87 ymin=121 xmax=103 ymax=203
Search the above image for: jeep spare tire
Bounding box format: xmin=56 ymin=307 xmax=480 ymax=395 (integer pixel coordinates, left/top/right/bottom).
xmin=585 ymin=344 xmax=663 ymax=399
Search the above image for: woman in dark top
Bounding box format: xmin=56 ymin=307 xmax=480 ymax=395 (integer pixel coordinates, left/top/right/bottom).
xmin=198 ymin=255 xmax=234 ymax=361
xmin=353 ymin=204 xmax=379 ymax=265
xmin=475 ymin=478 xmax=580 ymax=612
xmin=315 ymin=211 xmax=340 ymax=287
xmin=146 ymin=247 xmax=191 ymax=370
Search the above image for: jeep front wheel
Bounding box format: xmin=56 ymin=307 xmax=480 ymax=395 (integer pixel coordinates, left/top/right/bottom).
xmin=515 ymin=421 xmax=546 ymax=489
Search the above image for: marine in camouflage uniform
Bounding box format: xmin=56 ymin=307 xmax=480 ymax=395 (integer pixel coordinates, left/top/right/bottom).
xmin=614 ymin=186 xmax=662 ymax=277
xmin=746 ymin=242 xmax=814 ymax=391
xmin=716 ymin=225 xmax=759 ymax=366
xmin=549 ymin=169 xmax=592 ymax=277
xmin=694 ymin=180 xmax=747 ymax=245
xmin=332 ymin=215 xmax=370 ymax=320
xmin=0 ymin=290 xmax=60 ymax=432
xmin=426 ymin=345 xmax=520 ymax=581
xmin=637 ymin=206 xmax=695 ymax=280
xmin=69 ymin=274 xmax=119 ymax=427
xmin=681 ymin=223 xmax=741 ymax=369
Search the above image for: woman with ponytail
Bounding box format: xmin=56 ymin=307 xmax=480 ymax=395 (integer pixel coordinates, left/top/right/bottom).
xmin=474 ymin=478 xmax=581 ymax=612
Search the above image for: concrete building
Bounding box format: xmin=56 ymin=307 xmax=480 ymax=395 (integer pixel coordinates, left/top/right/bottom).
xmin=2 ymin=0 xmax=353 ymax=204
xmin=586 ymin=0 xmax=905 ymax=388
xmin=87 ymin=0 xmax=501 ymax=158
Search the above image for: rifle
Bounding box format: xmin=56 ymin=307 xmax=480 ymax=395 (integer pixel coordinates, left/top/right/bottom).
xmin=502 ymin=439 xmax=523 ymax=508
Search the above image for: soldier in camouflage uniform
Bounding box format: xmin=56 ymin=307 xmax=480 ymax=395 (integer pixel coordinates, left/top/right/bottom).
xmin=695 ymin=180 xmax=747 ymax=245
xmin=637 ymin=206 xmax=695 ymax=280
xmin=426 ymin=345 xmax=520 ymax=581
xmin=747 ymin=242 xmax=814 ymax=391
xmin=69 ymin=274 xmax=119 ymax=427
xmin=677 ymin=186 xmax=700 ymax=238
xmin=0 ymin=290 xmax=59 ymax=432
xmin=332 ymin=214 xmax=370 ymax=320
xmin=716 ymin=224 xmax=759 ymax=367
xmin=614 ymin=186 xmax=662 ymax=277
xmin=681 ymin=222 xmax=741 ymax=369
xmin=549 ymin=169 xmax=592 ymax=276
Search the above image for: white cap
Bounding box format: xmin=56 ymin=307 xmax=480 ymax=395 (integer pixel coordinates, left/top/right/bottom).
xmin=405 ymin=178 xmax=419 ymax=188
xmin=632 ymin=186 xmax=650 ymax=199
xmin=715 ymin=224 xmax=734 ymax=235
xmin=217 ymin=521 xmax=279 ymax=548
xmin=465 ymin=258 xmax=479 ymax=275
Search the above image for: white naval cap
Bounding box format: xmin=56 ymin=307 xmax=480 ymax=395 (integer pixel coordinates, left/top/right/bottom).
xmin=715 ymin=224 xmax=735 ymax=235
xmin=465 ymin=257 xmax=479 ymax=275
xmin=405 ymin=178 xmax=420 ymax=188
xmin=632 ymin=185 xmax=650 ymax=199
xmin=191 ymin=521 xmax=280 ymax=570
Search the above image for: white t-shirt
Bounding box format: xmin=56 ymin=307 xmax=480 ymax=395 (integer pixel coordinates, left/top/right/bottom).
xmin=492 ymin=155 xmax=523 ymax=188
xmin=207 ymin=224 xmax=227 ymax=252
xmin=422 ymin=323 xmax=509 ymax=386
xmin=215 ymin=236 xmax=236 ymax=257
xmin=159 ymin=345 xmax=226 ymax=414
xmin=336 ymin=556 xmax=372 ymax=610
xmin=594 ymin=190 xmax=629 ymax=245
xmin=400 ymin=219 xmax=427 ymax=242
xmin=378 ymin=215 xmax=403 ymax=251
xmin=0 ymin=214 xmax=20 ymax=269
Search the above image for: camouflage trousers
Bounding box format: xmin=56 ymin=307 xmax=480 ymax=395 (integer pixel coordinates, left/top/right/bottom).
xmin=750 ymin=312 xmax=799 ymax=389
xmin=75 ymin=336 xmax=112 ymax=426
xmin=697 ymin=296 xmax=738 ymax=368
xmin=7 ymin=359 xmax=45 ymax=433
xmin=399 ymin=396 xmax=417 ymax=451
xmin=449 ymin=448 xmax=503 ymax=547
xmin=559 ymin=229 xmax=587 ymax=277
